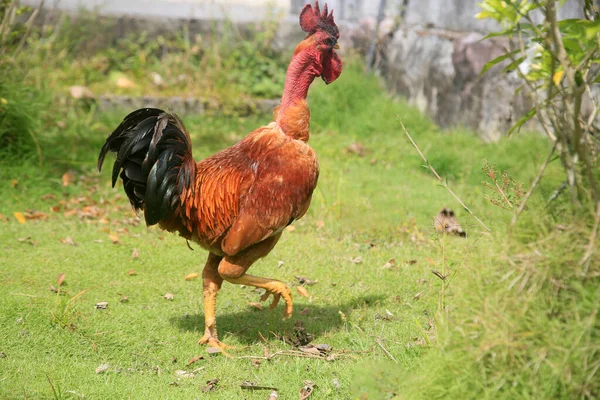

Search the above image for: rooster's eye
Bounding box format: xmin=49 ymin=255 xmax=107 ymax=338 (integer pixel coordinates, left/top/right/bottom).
xmin=324 ymin=38 xmax=336 ymax=48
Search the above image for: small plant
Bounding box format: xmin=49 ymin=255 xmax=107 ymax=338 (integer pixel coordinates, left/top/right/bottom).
xmin=482 ymin=158 xmax=525 ymax=211
xmin=49 ymin=289 xmax=86 ymax=330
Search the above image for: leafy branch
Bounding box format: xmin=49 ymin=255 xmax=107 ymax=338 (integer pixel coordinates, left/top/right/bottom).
xmin=479 ymin=0 xmax=600 ymax=260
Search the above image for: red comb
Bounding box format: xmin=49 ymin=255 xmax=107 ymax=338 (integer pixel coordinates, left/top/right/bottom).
xmin=299 ymin=1 xmax=338 ymax=37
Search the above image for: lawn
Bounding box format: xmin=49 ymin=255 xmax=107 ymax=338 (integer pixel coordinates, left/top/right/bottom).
xmin=1 ymin=21 xmax=598 ymax=400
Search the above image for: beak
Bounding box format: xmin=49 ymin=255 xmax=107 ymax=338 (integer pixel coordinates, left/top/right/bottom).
xmin=333 ymin=43 xmax=340 ymax=50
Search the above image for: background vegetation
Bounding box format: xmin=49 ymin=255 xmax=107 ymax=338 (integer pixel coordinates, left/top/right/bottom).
xmin=0 ymin=1 xmax=598 ymax=399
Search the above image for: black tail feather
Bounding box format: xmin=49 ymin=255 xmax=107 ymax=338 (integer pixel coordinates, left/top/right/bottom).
xmin=98 ymin=108 xmax=196 ymax=226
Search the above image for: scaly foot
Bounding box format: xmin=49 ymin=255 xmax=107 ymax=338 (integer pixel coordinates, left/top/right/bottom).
xmin=259 ymin=282 xmax=293 ymax=319
xmin=198 ymin=335 xmax=230 ymax=350
xmin=198 ymin=331 xmax=231 ymax=350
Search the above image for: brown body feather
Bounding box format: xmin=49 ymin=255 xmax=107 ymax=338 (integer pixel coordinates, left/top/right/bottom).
xmin=171 ymin=108 xmax=318 ymax=256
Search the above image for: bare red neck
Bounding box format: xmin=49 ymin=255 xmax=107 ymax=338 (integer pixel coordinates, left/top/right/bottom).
xmin=276 ymin=45 xmax=320 ymax=136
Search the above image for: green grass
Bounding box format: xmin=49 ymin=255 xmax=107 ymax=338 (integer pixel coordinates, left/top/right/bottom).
xmin=1 ymin=58 xmax=598 ymax=400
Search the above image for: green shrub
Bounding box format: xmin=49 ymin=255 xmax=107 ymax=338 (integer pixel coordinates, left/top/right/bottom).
xmin=0 ymin=71 xmax=50 ymax=165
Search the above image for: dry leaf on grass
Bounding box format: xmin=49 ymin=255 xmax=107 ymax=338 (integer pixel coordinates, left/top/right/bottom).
xmin=119 ymin=295 xmax=129 ymax=303
xmin=201 ymin=378 xmax=219 ymax=392
xmin=95 ymin=363 xmax=109 ymax=374
xmin=296 ymin=286 xmax=310 ymax=298
xmin=269 ymin=391 xmax=279 ymax=399
xmin=186 ymin=355 xmax=204 ymax=366
xmin=62 ymin=171 xmax=76 ymax=187
xmin=163 ymin=293 xmax=174 ymax=300
xmin=299 ymin=308 xmax=311 ymax=315
xmin=299 ymin=380 xmax=315 ymax=399
xmin=23 ymin=210 xmax=48 ymax=221
xmin=206 ymin=347 xmax=221 ymax=355
xmin=95 ymin=302 xmax=108 ymax=310
xmin=349 ymin=256 xmax=363 ymax=264
xmin=59 ymin=237 xmax=76 ymax=246
xmin=174 ymin=370 xmax=194 ymax=378
xmin=108 ymin=234 xmax=120 ymax=244
xmin=295 ymin=276 xmax=318 ymax=286
xmin=298 ymin=346 xmax=321 ymax=356
xmin=57 ymin=273 xmax=65 ymax=286
xmin=131 ymin=248 xmax=139 ymax=258
xmin=184 ymin=272 xmax=199 ymax=281
xmin=299 ymin=344 xmax=332 ymax=357
xmin=128 ymin=270 xmax=136 ymax=276
xmin=13 ymin=212 xmax=26 ymax=224
xmin=17 ymin=236 xmax=36 ymax=246
xmin=380 ymin=259 xmax=396 ymax=269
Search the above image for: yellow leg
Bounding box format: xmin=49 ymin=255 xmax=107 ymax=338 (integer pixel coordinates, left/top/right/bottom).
xmin=217 ymin=234 xmax=292 ymax=319
xmin=225 ymin=274 xmax=293 ymax=319
xmin=197 ymin=253 xmax=230 ymax=349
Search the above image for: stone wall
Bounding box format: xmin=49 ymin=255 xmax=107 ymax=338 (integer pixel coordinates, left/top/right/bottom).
xmin=370 ymin=0 xmax=594 ymax=140
xmin=380 ymin=28 xmax=525 ymax=141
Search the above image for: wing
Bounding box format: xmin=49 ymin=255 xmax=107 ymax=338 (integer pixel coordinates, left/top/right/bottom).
xmin=181 ymin=148 xmax=254 ymax=246
xmin=221 ymin=137 xmax=319 ymax=256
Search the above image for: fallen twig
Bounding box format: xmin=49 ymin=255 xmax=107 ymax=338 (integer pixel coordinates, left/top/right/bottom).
xmin=375 ymin=338 xmax=398 ymax=364
xmin=240 ymin=382 xmax=278 ymax=391
xmin=10 ymin=293 xmax=41 ymax=298
xmin=400 ymin=119 xmax=491 ymax=232
xmin=235 ymin=348 xmax=352 ymax=362
xmin=236 ymin=350 xmax=325 ymax=361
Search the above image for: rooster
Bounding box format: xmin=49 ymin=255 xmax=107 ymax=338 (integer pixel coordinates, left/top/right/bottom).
xmin=97 ymin=1 xmax=342 ymax=349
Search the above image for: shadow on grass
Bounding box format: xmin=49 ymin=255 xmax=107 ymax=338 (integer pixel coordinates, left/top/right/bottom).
xmin=170 ymin=294 xmax=386 ymax=345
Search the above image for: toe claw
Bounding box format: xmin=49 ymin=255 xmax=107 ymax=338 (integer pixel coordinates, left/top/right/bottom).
xmin=269 ymin=294 xmax=281 ymax=309
xmin=258 ymin=285 xmax=293 ymax=318
xmin=260 ymin=291 xmax=271 ymax=302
